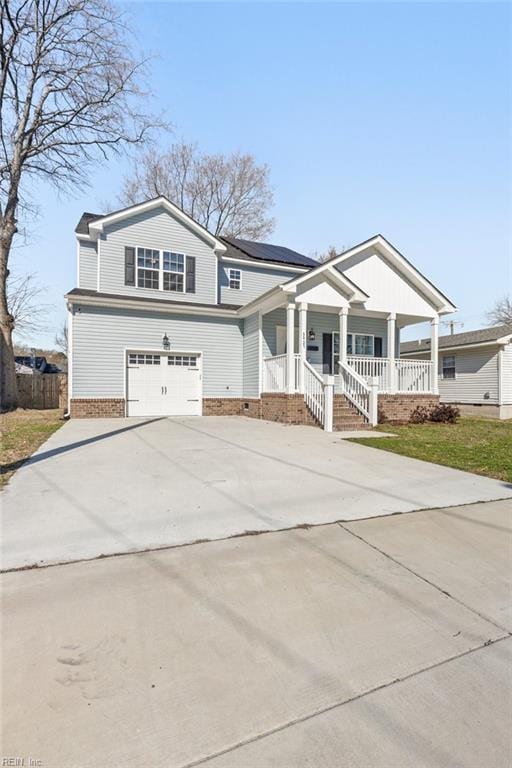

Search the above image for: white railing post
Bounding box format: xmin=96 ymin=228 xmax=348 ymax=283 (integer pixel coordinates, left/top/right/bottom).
xmin=368 ymin=376 xmax=379 ymax=426
xmin=298 ymin=302 xmax=307 ymax=394
xmin=431 ymin=316 xmax=439 ymax=394
xmin=387 ymin=313 xmax=396 ymax=393
xmin=324 ymin=375 xmax=334 ymax=432
xmin=286 ymin=302 xmax=295 ymax=393
xmin=339 ymin=307 xmax=348 ymax=366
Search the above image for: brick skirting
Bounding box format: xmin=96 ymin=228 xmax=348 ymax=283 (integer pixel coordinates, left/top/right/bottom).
xmin=70 ymin=398 xmax=126 ymax=418
xmin=378 ymin=394 xmax=440 ymax=424
xmin=202 ymin=398 xmax=262 ymax=418
xmin=260 ymin=393 xmax=319 ymax=426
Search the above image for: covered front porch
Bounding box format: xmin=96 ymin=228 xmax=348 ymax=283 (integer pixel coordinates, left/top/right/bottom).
xmin=239 ymin=238 xmax=449 ymax=430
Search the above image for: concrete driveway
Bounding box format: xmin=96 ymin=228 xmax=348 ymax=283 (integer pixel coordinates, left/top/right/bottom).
xmin=2 ymin=499 xmax=511 ymax=767
xmin=2 ymin=416 xmax=511 ymax=570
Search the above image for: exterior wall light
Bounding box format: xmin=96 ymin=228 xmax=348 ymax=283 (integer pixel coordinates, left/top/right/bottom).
xmin=162 ymin=333 xmax=170 ymax=350
xmin=308 ymin=329 xmax=316 ymax=341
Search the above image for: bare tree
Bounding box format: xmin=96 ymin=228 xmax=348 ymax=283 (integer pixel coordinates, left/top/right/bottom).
xmin=487 ymin=296 xmax=512 ymax=327
xmin=7 ymin=272 xmax=50 ymax=337
xmin=0 ymin=0 xmax=165 ymax=409
xmin=119 ymin=142 xmax=275 ymax=239
xmin=55 ymin=320 xmax=68 ymax=355
xmin=310 ymin=245 xmax=342 ymax=263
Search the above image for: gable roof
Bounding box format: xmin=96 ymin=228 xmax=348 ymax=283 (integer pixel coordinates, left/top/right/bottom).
xmin=74 ymin=196 xmax=227 ymax=252
xmin=315 ymin=234 xmax=456 ymax=314
xmin=401 ymin=324 xmax=512 ymax=354
xmin=221 ymin=236 xmax=318 ymax=269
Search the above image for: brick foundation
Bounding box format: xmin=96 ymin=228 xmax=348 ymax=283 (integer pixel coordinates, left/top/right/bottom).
xmin=260 ymin=393 xmax=320 ymax=426
xmin=378 ymin=394 xmax=440 ymax=424
xmin=70 ymin=398 xmax=126 ymax=418
xmin=202 ymin=398 xmax=262 ymax=418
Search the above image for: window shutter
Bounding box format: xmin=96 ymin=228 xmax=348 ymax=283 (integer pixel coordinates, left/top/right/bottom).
xmin=125 ymin=246 xmax=135 ymax=285
xmin=374 ymin=337 xmax=383 ymax=357
xmin=185 ymin=256 xmax=196 ymax=293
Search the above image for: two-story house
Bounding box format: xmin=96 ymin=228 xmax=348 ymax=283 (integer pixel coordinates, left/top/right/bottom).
xmin=67 ymin=196 xmax=456 ymax=428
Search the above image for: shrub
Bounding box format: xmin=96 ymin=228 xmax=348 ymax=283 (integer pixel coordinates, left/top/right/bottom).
xmin=410 ymin=406 xmax=430 ymax=424
xmin=428 ymin=403 xmax=460 ymax=424
xmin=409 ymin=403 xmax=460 ymax=425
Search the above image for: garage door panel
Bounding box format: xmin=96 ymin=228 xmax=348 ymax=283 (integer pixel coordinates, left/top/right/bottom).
xmin=127 ymin=352 xmax=202 ymax=417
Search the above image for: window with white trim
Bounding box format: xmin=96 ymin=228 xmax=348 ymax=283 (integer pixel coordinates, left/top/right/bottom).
xmin=228 ymin=268 xmax=241 ymax=290
xmin=347 ymin=333 xmax=374 ymax=356
xmin=137 ymin=248 xmax=160 ymax=289
xmin=163 ymin=251 xmax=185 ymax=293
xmin=442 ymin=355 xmax=456 ymax=379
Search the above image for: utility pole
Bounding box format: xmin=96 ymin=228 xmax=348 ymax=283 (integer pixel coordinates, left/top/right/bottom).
xmin=441 ymin=320 xmax=464 ymax=335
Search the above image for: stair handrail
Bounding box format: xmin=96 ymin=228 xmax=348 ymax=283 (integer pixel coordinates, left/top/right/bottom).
xmin=303 ymin=360 xmax=326 ymax=427
xmin=338 ymin=360 xmax=371 ymax=422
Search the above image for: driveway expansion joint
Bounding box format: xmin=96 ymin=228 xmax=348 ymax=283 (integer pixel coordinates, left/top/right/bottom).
xmin=175 ymin=635 xmax=511 ymax=768
xmin=337 ymin=521 xmax=512 ymax=635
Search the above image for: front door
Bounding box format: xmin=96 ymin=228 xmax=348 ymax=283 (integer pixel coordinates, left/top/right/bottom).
xmin=322 ymin=333 xmax=332 ymax=374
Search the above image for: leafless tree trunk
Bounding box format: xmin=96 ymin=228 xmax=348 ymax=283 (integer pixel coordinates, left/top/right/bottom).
xmin=120 ymin=142 xmax=275 ymax=240
xmin=0 ymin=0 xmax=165 ymax=409
xmin=487 ymin=296 xmax=512 ymax=327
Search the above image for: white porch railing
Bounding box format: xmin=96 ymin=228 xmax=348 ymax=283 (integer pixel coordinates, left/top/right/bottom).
xmin=348 ymin=355 xmax=390 ymax=391
xmin=347 ymin=356 xmax=433 ymax=394
xmin=263 ymin=353 xmax=301 ymax=392
xmin=303 ymin=360 xmax=325 ymax=426
xmin=394 ymin=358 xmax=433 ymax=393
xmin=338 ymin=361 xmax=372 ymax=423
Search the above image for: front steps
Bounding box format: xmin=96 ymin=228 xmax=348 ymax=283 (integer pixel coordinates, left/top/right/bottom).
xmin=332 ymin=394 xmax=371 ymax=431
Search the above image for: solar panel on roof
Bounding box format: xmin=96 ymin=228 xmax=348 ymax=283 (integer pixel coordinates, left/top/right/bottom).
xmin=225 ymin=237 xmax=317 ymax=268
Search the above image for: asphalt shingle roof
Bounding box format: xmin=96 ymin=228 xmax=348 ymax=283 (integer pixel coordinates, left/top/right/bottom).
xmin=400 ymin=324 xmax=512 ymax=354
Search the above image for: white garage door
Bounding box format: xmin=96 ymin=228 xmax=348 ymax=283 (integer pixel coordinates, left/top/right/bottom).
xmin=127 ymin=352 xmax=202 ymax=417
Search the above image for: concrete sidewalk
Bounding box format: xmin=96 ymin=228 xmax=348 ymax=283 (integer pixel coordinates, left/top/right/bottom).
xmin=2 ymin=499 xmax=511 ymax=768
xmin=2 ymin=416 xmax=511 ymax=570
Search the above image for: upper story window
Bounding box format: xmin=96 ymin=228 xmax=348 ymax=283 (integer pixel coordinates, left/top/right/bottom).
xmin=137 ymin=248 xmax=159 ymax=289
xmin=442 ymin=355 xmax=456 ymax=379
xmin=127 ymin=246 xmax=194 ymax=294
xmin=229 ymin=268 xmax=241 ymax=290
xmin=163 ymin=251 xmax=185 ymax=292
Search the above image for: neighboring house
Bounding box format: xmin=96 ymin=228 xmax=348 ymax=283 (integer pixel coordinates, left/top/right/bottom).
xmin=66 ymin=196 xmax=456 ymax=428
xmin=401 ymin=325 xmax=512 ymax=420
xmin=14 ymin=356 xmax=62 ymax=374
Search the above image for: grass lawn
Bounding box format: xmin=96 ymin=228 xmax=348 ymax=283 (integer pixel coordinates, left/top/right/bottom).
xmin=0 ymin=409 xmax=64 ymax=489
xmin=350 ymin=417 xmax=512 ymax=483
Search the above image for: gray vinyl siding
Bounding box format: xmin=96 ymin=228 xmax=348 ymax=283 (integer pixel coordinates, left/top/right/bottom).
xmin=262 ymin=309 xmax=389 ymax=373
xmin=78 ymin=240 xmax=97 ymax=290
xmin=409 ymin=347 xmax=501 ymax=404
xmin=98 ymin=206 xmax=217 ymax=304
xmin=219 ymin=262 xmax=299 ymax=305
xmin=71 ymin=305 xmax=243 ymax=398
xmin=439 ymin=348 xmax=499 ymax=404
xmin=243 ymin=313 xmax=260 ymax=398
xmin=500 ymin=343 xmax=512 ymax=404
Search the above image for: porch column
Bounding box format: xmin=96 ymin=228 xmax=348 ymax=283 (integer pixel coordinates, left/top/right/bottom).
xmin=387 ymin=313 xmax=396 ymax=393
xmin=298 ymin=302 xmax=307 ymax=393
xmin=431 ymin=316 xmax=439 ymax=394
xmin=286 ymin=302 xmax=296 ymax=393
xmin=339 ymin=307 xmax=348 ymax=368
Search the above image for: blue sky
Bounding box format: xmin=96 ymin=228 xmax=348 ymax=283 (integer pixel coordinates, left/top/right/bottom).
xmin=16 ymin=1 xmax=511 ymax=348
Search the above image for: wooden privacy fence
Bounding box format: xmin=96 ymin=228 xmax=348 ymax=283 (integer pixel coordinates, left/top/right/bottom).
xmin=16 ymin=373 xmax=68 ymax=410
